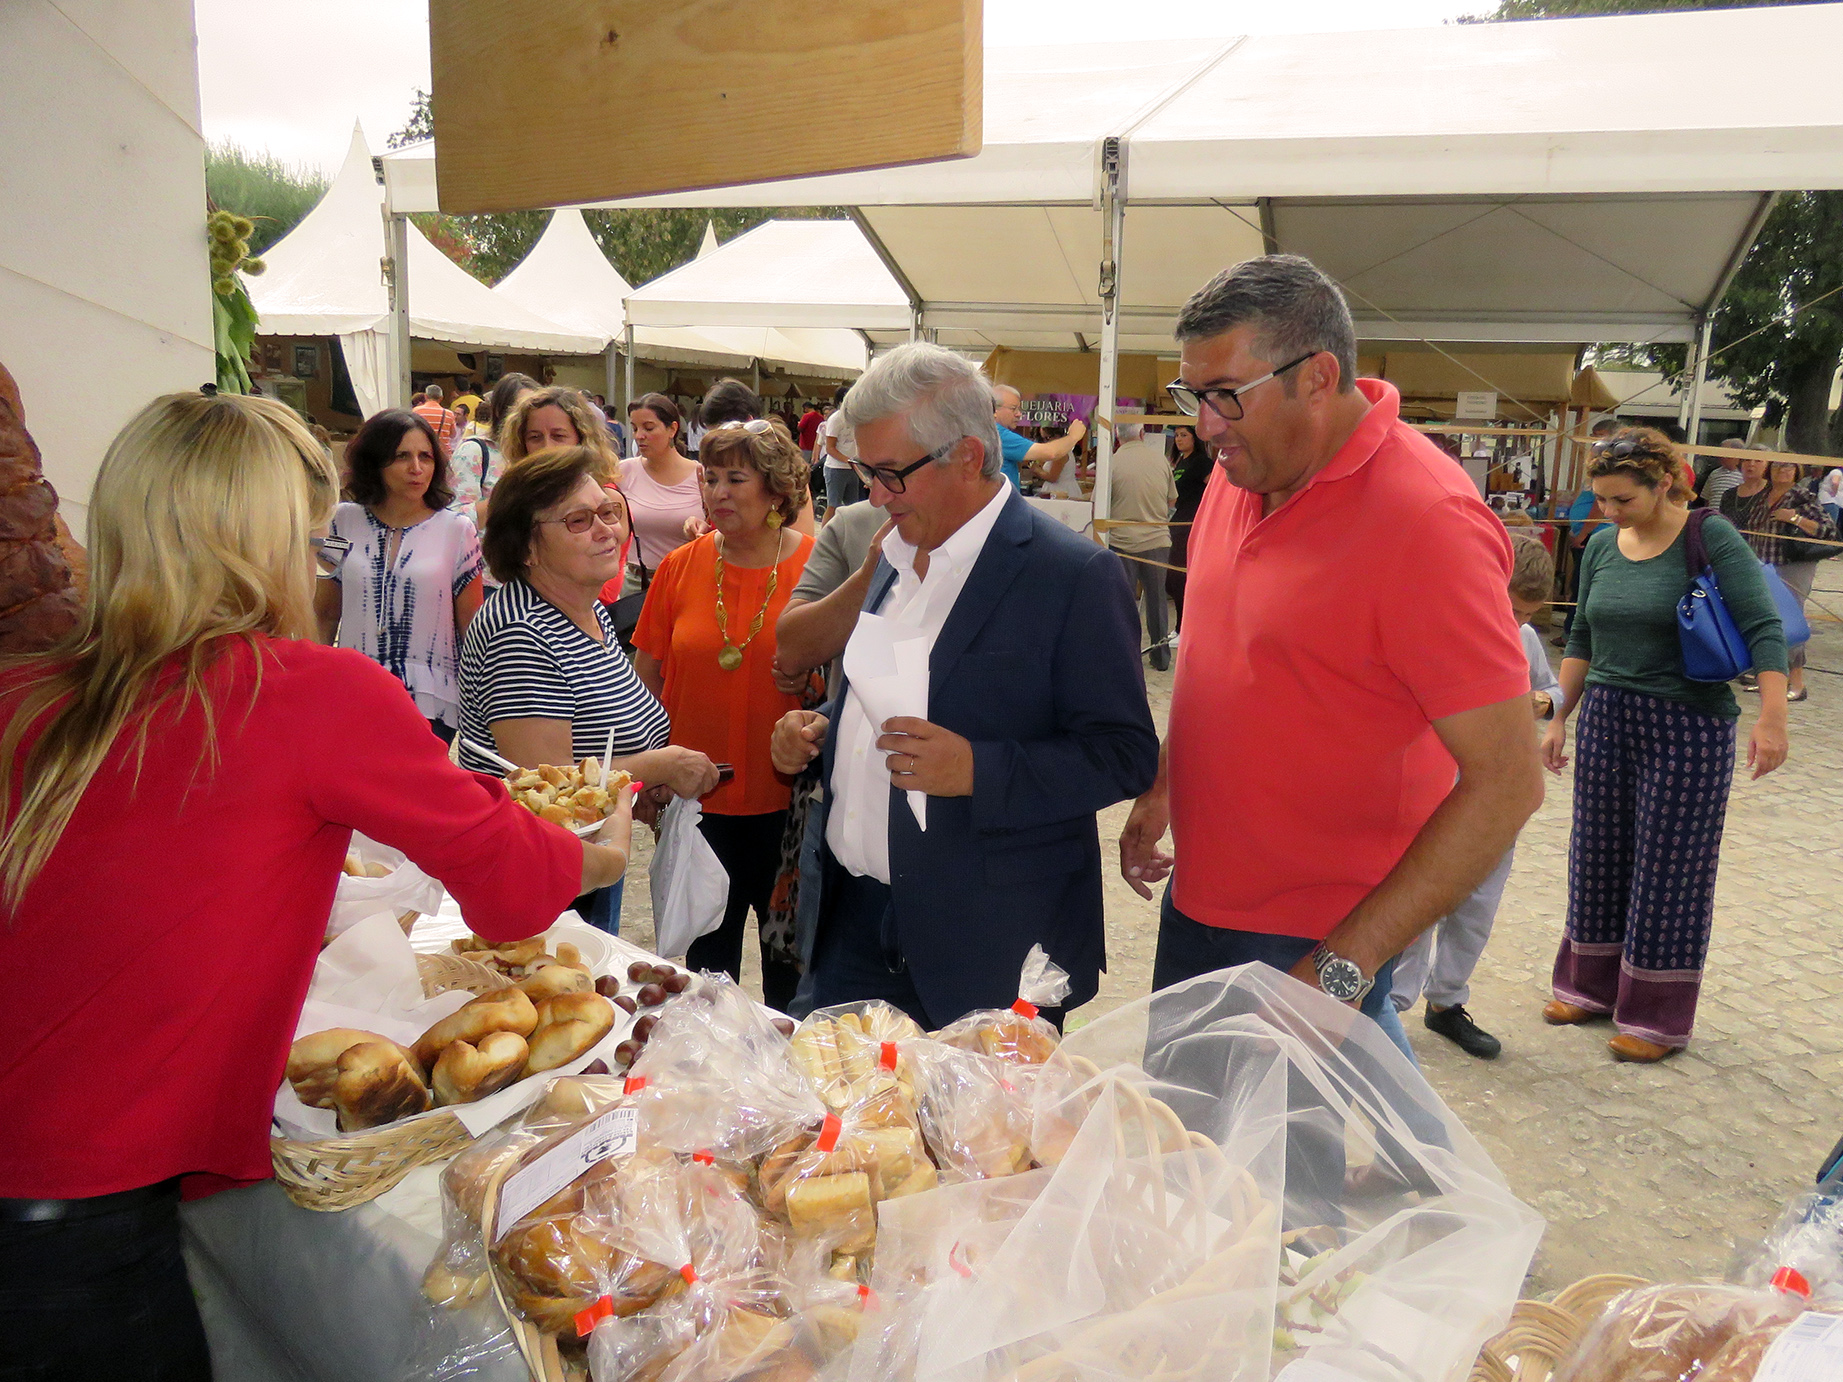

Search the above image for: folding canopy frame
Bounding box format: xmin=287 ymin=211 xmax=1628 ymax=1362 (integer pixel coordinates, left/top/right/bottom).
xmin=383 ymin=5 xmax=1843 ymax=514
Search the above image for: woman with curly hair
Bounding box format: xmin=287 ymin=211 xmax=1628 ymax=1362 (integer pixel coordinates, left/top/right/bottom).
xmin=316 ymin=408 xmax=484 ymax=741
xmin=1720 ymin=455 xmax=1834 ymax=702
xmin=633 ymin=420 xmax=815 ymax=1006
xmin=1540 ymin=427 xmax=1788 ymax=1061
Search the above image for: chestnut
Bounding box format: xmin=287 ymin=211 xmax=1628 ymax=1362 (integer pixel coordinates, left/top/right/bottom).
xmin=662 ymin=971 xmax=692 ymax=995
xmin=613 ymin=994 xmax=638 ymax=1015
xmin=628 ymin=961 xmax=652 ymax=982
xmin=634 ymin=1014 xmax=659 ymax=1041
xmin=772 ymin=1017 xmax=797 ymax=1037
xmin=594 ymin=975 xmax=622 ymax=999
xmin=637 ymin=983 xmax=667 ymax=1007
xmin=614 ymin=1040 xmax=640 ymax=1066
xmin=580 ymin=1059 xmax=610 ymax=1077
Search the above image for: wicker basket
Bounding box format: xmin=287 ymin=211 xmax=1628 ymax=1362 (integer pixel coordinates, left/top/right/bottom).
xmin=479 ymin=1056 xmax=1252 ymax=1382
xmin=1468 ymin=1274 xmax=1651 ymax=1382
xmin=268 ymin=953 xmax=509 ymax=1211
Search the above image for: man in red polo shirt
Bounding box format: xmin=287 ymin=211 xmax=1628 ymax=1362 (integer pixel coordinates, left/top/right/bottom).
xmin=1119 ymin=255 xmax=1544 ymax=1057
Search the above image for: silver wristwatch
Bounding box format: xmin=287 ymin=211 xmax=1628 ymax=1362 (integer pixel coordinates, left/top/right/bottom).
xmin=1310 ymin=942 xmax=1373 ymax=1004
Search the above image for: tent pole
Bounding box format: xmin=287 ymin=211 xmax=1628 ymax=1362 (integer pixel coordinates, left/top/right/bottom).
xmin=1093 ymin=137 xmax=1125 ymax=528
xmin=604 ymin=339 xmax=620 ymax=416
xmin=385 ymin=212 xmax=412 ymax=410
xmin=1682 ymin=314 xmax=1713 ymax=448
xmin=623 ymin=324 xmax=636 ymax=424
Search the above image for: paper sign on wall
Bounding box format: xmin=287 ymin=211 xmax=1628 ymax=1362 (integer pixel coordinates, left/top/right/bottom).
xmin=1455 ymin=391 xmax=1498 ymax=420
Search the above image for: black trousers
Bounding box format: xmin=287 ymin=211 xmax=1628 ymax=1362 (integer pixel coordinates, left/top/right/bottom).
xmin=690 ymin=810 xmax=800 ymax=1012
xmin=0 ymin=1181 xmax=211 ymax=1381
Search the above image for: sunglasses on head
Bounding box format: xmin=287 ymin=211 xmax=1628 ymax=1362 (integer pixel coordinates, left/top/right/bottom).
xmin=712 ymin=419 xmax=773 ymax=435
xmin=1592 ymin=439 xmax=1645 ymax=460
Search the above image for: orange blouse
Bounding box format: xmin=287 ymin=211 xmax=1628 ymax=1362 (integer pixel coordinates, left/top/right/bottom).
xmin=633 ymin=530 xmax=814 ymax=816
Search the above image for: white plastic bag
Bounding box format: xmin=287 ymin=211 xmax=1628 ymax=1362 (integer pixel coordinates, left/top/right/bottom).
xmin=327 ymin=833 xmax=446 ymax=942
xmin=650 ymin=797 xmax=729 ymax=959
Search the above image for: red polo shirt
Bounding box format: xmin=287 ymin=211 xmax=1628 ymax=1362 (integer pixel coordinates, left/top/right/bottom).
xmin=1167 ymin=379 xmax=1527 ymax=940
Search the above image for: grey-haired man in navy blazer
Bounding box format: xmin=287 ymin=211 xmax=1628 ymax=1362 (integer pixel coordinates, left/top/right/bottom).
xmin=772 ymin=342 xmax=1159 ymax=1027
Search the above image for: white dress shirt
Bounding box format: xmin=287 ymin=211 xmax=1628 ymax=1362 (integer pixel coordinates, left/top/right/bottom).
xmin=827 ymin=481 xmax=1011 ymax=883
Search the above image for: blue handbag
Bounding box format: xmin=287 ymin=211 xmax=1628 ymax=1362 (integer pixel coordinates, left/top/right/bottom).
xmin=1677 ymin=509 xmax=1806 ymax=682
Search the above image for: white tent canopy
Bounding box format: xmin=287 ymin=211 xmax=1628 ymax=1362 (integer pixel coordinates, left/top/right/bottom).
xmin=379 ymin=6 xmax=1843 ymax=352
xmin=495 ymin=209 xmax=755 ymax=371
xmin=252 ymin=128 xmax=603 ymax=416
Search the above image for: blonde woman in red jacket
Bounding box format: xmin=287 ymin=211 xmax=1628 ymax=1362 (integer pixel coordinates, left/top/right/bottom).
xmin=0 ymin=392 xmax=631 ymax=1378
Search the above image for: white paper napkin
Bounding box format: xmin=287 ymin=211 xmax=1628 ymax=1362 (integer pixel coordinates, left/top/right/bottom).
xmin=842 ymin=612 xmax=931 ymax=830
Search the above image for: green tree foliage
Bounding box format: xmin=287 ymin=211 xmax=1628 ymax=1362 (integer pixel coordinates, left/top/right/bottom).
xmin=204 ymin=143 xmax=328 ymax=256
xmin=388 ymin=90 xmax=842 ymax=287
xmin=1467 ymin=0 xmax=1842 ymax=453
xmin=1710 ymin=194 xmax=1843 ymax=455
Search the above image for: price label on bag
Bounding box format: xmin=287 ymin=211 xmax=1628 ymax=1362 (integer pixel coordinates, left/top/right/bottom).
xmin=494 ymin=1106 xmax=637 ymax=1241
xmin=1757 ymin=1311 xmax=1843 ymax=1381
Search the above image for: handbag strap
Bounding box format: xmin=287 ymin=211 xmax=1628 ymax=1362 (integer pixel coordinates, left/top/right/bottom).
xmin=1683 ymin=507 xmax=1713 ymax=578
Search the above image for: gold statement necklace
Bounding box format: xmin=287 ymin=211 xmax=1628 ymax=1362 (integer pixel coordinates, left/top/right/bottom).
xmin=712 ymin=530 xmax=781 ymax=671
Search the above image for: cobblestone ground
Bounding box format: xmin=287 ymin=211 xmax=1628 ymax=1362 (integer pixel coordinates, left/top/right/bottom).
xmin=621 ymin=587 xmax=1843 ymax=1299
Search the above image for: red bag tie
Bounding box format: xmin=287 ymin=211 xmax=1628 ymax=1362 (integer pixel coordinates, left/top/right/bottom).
xmin=1011 ymin=998 xmax=1039 ymax=1020
xmin=574 ymin=1295 xmax=613 ymax=1337
xmin=857 ymin=1283 xmax=878 ymax=1309
xmin=816 ymin=1112 xmax=842 ymax=1153
xmin=692 ymin=1149 xmax=714 ymax=1165
xmin=624 ymin=1075 xmax=648 ymax=1095
xmin=680 ymin=1263 xmax=699 ymax=1285
xmin=879 ymin=1042 xmax=898 ymax=1071
xmin=1773 ymin=1266 xmax=1812 ymax=1298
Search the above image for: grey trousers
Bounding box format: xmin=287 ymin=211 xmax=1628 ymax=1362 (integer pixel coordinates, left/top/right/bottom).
xmin=1391 ymin=846 xmax=1515 ymax=1011
xmin=1115 ymin=546 xmax=1172 ymax=651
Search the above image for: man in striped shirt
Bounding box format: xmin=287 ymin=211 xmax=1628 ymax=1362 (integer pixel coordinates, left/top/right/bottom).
xmin=414 ymin=384 xmax=458 ymax=452
xmin=1700 ymin=452 xmax=1744 ymax=507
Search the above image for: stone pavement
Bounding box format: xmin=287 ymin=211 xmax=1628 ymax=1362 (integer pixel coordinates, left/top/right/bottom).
xmin=620 ymin=587 xmax=1843 ymax=1299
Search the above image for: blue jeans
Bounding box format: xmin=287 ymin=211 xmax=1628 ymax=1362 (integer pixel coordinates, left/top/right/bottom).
xmin=573 ymin=878 xmax=623 ymax=936
xmin=1153 ymin=886 xmax=1419 ymax=1065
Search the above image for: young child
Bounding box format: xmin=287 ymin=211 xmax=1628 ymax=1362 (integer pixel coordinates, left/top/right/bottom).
xmin=1390 ymin=535 xmax=1561 ymax=1059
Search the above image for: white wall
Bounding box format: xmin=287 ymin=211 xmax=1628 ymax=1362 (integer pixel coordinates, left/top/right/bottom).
xmin=0 ymin=0 xmax=216 ymax=542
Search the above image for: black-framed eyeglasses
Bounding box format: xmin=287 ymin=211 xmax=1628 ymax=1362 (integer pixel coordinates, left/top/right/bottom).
xmin=537 ymin=501 xmax=625 ymax=535
xmin=310 ymin=534 xmax=351 ymax=579
xmin=1167 ymin=353 xmax=1317 ymax=421
xmin=850 ymin=440 xmax=959 ymax=495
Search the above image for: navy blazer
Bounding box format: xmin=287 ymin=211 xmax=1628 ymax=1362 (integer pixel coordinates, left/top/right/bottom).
xmin=793 ymin=488 xmax=1160 ymax=1024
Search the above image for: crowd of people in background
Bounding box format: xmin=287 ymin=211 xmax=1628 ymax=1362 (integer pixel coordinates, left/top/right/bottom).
xmin=4 ymin=248 xmax=1822 ymax=1374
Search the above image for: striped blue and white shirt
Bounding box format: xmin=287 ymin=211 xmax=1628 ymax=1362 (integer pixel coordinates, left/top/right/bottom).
xmin=457 ymin=578 xmax=670 ymax=773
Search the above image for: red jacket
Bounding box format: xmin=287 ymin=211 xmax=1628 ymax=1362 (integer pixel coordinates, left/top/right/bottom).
xmin=0 ymin=637 xmax=581 ymax=1199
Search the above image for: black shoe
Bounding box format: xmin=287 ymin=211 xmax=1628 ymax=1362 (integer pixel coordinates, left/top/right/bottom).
xmin=1424 ymin=1004 xmax=1501 ymax=1059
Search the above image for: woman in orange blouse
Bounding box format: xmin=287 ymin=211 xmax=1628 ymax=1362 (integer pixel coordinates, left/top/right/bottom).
xmin=633 ymin=420 xmax=815 ymax=1008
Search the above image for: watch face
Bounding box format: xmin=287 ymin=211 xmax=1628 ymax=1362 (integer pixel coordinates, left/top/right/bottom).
xmin=1319 ymin=956 xmax=1365 ymax=1002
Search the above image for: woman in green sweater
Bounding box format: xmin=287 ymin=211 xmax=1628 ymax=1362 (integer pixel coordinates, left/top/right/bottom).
xmin=1539 ymin=428 xmax=1789 ymax=1063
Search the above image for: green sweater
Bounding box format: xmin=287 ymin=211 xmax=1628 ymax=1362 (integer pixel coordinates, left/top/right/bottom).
xmin=1565 ymin=515 xmax=1789 ymax=719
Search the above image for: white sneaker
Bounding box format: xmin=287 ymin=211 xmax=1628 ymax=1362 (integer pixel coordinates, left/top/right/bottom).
xmin=1167 ymin=632 xmax=1180 ymax=648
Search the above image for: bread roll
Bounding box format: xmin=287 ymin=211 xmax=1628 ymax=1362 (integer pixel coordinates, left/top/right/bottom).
xmin=432 ymin=1031 xmax=530 ymax=1106
xmin=785 ymin=1172 xmax=875 ymax=1253
xmin=287 ymin=1028 xmax=397 ymax=1108
xmin=521 ymin=992 xmax=616 ymax=1076
xmin=517 ymin=965 xmax=593 ymax=1001
xmin=332 ymin=1041 xmax=432 ymax=1131
xmin=413 ymin=986 xmax=538 ymax=1068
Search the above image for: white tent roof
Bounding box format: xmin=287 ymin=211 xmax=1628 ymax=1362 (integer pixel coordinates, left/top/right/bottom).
xmin=381 ymin=6 xmax=1843 ymax=350
xmin=253 ymin=128 xmax=604 ymax=355
xmin=495 ymin=209 xmax=757 ymax=370
xmin=626 ymin=221 xmax=909 ymax=334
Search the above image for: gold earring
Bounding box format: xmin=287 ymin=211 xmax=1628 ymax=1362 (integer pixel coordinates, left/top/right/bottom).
xmin=765 ymin=510 xmax=783 ymax=529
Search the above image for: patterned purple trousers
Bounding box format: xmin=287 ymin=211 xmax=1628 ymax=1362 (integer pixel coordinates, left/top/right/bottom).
xmin=1551 ymin=685 xmax=1735 ymax=1047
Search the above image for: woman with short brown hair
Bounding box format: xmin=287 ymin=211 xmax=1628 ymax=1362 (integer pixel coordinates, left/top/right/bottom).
xmin=632 ymin=421 xmax=815 ymax=1005
xmin=1720 ymin=455 xmax=1833 ymax=702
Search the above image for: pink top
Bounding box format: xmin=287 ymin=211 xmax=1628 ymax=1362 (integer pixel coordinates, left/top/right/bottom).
xmin=618 ymin=456 xmax=705 ymax=571
xmin=0 ymin=637 xmax=583 ymax=1199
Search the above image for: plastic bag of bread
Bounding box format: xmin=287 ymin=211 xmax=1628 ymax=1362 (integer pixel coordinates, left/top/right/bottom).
xmin=788 ymin=1002 xmax=925 ymax=1111
xmin=422 ymin=1070 xmax=628 ymax=1310
xmin=624 ymin=975 xmax=827 ymax=1163
xmin=1553 ymin=1283 xmax=1808 ymax=1382
xmin=756 ymin=1080 xmax=938 ymax=1261
xmin=932 ymin=945 xmax=1069 ymax=1067
xmin=899 ymin=1038 xmax=1035 ymax=1183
